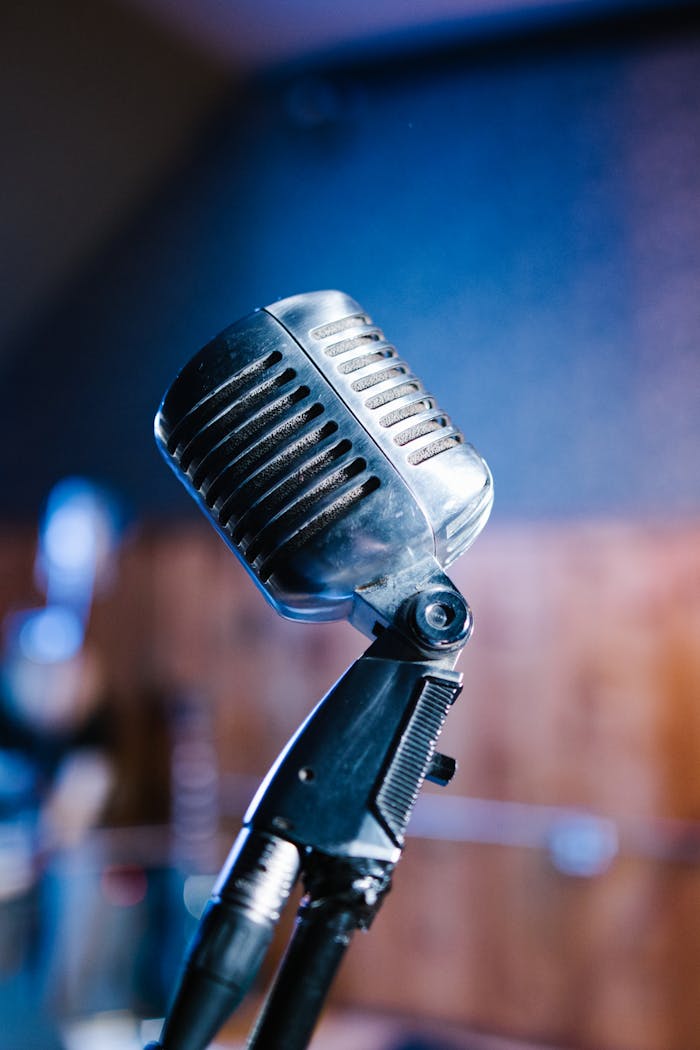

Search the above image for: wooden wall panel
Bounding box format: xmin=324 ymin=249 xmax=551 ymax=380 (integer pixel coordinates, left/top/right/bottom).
xmin=1 ymin=521 xmax=699 ymax=1048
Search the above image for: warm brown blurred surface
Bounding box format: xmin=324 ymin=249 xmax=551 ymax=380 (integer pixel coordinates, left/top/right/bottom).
xmin=64 ymin=1001 xmax=574 ymax=1049
xmin=1 ymin=520 xmax=699 ymax=1048
xmin=216 ymin=999 xmax=576 ymax=1050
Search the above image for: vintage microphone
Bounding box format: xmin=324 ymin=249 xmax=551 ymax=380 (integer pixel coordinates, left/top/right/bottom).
xmin=147 ymin=290 xmax=493 ymax=1050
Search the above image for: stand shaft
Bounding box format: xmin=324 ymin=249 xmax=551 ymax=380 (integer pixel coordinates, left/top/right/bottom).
xmin=247 ymin=899 xmax=356 ymax=1050
xmin=247 ymin=856 xmax=393 ymax=1050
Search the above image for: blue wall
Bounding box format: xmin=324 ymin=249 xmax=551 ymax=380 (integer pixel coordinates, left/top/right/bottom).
xmin=3 ymin=20 xmax=699 ymax=521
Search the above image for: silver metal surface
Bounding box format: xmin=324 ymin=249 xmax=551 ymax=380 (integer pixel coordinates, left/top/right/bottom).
xmin=267 ymin=291 xmax=493 ymax=566
xmin=155 ymin=290 xmax=492 ymax=634
xmin=214 ymin=829 xmax=300 ymax=924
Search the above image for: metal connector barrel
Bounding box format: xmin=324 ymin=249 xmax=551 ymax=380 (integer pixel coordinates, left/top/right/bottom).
xmin=157 ymin=829 xmax=300 ymax=1050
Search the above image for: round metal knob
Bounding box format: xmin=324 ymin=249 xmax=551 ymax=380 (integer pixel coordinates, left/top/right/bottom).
xmin=406 ymin=588 xmax=473 ymax=651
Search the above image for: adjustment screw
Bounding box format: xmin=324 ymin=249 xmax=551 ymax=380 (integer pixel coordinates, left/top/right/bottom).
xmin=408 ymin=588 xmax=473 ymax=650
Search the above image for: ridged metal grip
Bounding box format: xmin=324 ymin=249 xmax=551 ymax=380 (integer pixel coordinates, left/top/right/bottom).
xmin=214 ymin=829 xmax=301 ymax=923
xmin=158 ymin=830 xmax=301 ymax=1050
xmin=374 ymin=673 xmax=461 ymax=845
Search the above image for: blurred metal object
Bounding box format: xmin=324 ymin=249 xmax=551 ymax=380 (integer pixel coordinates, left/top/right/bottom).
xmin=36 ymin=477 xmax=122 ymax=622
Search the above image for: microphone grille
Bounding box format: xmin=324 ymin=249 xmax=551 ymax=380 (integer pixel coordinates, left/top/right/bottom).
xmin=157 ymin=331 xmax=382 ymax=584
xmin=307 ymin=311 xmax=465 ymax=466
xmin=156 ymin=291 xmax=492 ymax=625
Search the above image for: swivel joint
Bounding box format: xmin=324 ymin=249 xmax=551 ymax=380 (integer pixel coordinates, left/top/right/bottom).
xmin=404 ymin=586 xmax=473 ymax=653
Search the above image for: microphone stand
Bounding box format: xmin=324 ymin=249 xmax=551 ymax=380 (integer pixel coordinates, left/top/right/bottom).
xmin=246 ymin=853 xmax=392 ymax=1050
xmin=146 ymin=581 xmax=472 ymax=1050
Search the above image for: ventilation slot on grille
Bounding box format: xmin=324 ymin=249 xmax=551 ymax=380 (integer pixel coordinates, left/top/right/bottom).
xmin=378 ymin=399 xmax=434 ymax=427
xmin=407 ymin=434 xmax=464 ymax=465
xmin=178 ymin=367 xmax=298 ymax=475
xmin=321 ymin=333 xmax=381 ymax=358
xmin=243 ymin=457 xmax=369 ymax=566
xmin=393 ymin=418 xmax=447 ymax=446
xmin=311 ymin=314 xmax=371 ymax=340
xmin=337 ymin=349 xmax=395 ymax=374
xmin=188 ymin=384 xmax=311 ymax=490
xmin=204 ymin=406 xmax=329 ymax=516
xmin=231 ymin=439 xmax=353 ymax=545
xmin=214 ymin=416 xmax=335 ymax=527
xmin=166 ymin=350 xmax=283 ymax=456
xmin=257 ymin=475 xmax=381 ymax=583
xmin=351 ymin=366 xmax=408 ymax=393
xmin=364 ymin=381 xmax=421 ymax=410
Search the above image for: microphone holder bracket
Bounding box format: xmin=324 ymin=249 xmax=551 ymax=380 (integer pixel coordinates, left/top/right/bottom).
xmin=246 ymin=588 xmax=468 ymax=862
xmin=246 ymin=852 xmax=395 ymax=1050
xmin=241 ymin=578 xmax=470 ymax=1050
xmin=152 ymin=575 xmax=472 ymax=1050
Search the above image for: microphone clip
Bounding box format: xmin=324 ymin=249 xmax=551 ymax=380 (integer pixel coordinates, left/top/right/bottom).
xmin=154 ymin=577 xmax=471 ymax=1050
xmin=246 ymin=616 xmax=465 ymax=862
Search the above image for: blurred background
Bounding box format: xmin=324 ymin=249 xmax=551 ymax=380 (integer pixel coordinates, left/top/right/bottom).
xmin=1 ymin=0 xmax=699 ymax=1047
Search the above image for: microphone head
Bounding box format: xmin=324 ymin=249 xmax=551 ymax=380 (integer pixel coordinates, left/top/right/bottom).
xmin=155 ymin=291 xmax=492 ymax=632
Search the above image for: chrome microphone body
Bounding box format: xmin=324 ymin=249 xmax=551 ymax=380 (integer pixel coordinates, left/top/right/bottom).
xmin=155 ymin=290 xmax=492 ymax=635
